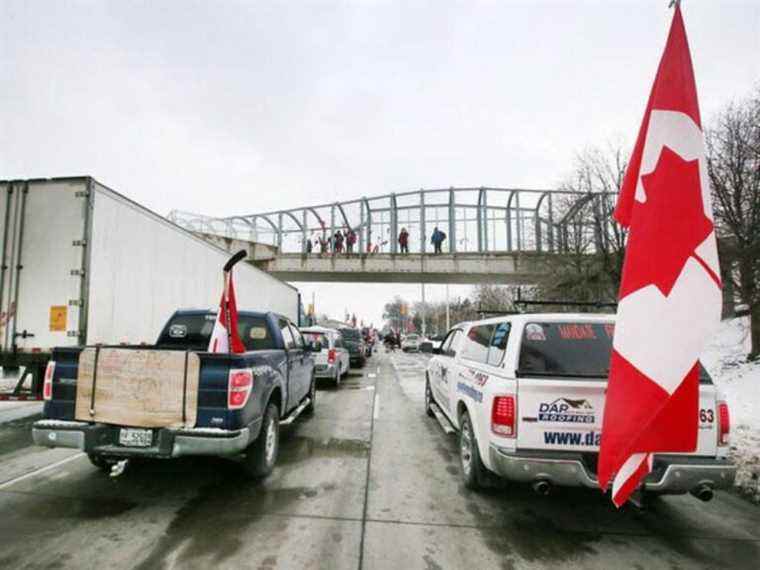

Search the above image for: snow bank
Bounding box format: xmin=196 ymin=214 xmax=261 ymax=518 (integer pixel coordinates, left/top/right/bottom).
xmin=702 ymin=317 xmax=760 ymax=502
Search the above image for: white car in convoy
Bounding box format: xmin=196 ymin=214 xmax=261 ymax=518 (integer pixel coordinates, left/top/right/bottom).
xmin=401 ymin=333 xmax=422 ymax=352
xmin=425 ymin=313 xmax=736 ymax=503
xmin=301 ymin=326 xmax=350 ymax=386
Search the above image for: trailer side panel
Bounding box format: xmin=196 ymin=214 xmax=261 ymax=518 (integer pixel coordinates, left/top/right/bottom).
xmin=86 ymin=181 xmax=299 ymax=345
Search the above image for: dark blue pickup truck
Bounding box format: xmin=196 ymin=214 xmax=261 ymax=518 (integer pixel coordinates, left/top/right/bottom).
xmin=32 ymin=310 xmax=316 ymax=478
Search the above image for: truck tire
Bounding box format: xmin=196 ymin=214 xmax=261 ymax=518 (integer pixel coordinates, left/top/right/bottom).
xmin=425 ymin=378 xmax=435 ymax=418
xmin=243 ymin=403 xmax=280 ymax=478
xmin=304 ymin=376 xmax=316 ymax=415
xmin=459 ymin=410 xmax=488 ymax=491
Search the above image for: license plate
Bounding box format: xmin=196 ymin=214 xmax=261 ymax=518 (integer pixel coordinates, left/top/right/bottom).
xmin=119 ymin=428 xmax=152 ymax=447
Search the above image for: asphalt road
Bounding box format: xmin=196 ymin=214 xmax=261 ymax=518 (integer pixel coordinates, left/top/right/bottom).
xmin=0 ymin=349 xmax=758 ymax=569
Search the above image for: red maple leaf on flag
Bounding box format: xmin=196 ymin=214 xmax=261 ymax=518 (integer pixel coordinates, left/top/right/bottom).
xmin=619 ymin=146 xmax=715 ymax=298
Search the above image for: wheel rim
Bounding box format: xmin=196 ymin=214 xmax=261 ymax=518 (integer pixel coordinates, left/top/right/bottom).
xmin=264 ymin=416 xmax=277 ymax=465
xmin=460 ymin=418 xmax=473 ymax=477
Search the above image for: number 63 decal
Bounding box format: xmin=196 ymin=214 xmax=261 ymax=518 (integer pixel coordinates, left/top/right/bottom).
xmin=699 ymin=408 xmax=715 ymax=423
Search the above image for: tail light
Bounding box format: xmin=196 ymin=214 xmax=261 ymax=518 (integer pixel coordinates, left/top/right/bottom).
xmin=328 ymin=349 xmax=336 ymax=364
xmin=43 ymin=361 xmax=56 ymax=401
xmin=228 ymin=369 xmax=253 ymax=410
xmin=717 ymin=401 xmax=730 ymax=446
xmin=492 ymin=395 xmax=516 ymax=437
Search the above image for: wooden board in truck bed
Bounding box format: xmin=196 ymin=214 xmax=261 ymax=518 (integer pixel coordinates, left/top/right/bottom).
xmin=74 ymin=348 xmax=200 ymax=428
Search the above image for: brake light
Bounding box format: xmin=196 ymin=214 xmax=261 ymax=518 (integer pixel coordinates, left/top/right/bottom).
xmin=492 ymin=395 xmax=516 ymax=437
xmin=328 ymin=349 xmax=336 ymax=364
xmin=717 ymin=401 xmax=730 ymax=446
xmin=227 ymin=369 xmax=253 ymax=410
xmin=43 ymin=361 xmax=56 ymax=401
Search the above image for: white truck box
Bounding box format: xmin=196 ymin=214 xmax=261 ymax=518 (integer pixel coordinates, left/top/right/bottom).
xmin=0 ymin=177 xmax=300 ymax=392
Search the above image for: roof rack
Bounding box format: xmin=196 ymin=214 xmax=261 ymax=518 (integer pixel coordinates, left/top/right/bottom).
xmin=513 ymin=300 xmax=617 ymax=310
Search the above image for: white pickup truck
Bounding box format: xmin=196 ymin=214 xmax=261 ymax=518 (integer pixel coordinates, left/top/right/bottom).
xmin=425 ymin=314 xmax=736 ymax=503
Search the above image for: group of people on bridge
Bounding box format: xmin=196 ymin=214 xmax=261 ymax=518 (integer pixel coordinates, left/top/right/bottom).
xmin=304 ymin=226 xmax=447 ymax=255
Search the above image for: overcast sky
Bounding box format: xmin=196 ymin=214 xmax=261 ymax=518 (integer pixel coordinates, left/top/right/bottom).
xmin=2 ymin=0 xmax=758 ymax=327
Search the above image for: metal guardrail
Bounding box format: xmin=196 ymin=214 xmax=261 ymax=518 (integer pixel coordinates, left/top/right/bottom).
xmin=168 ymin=187 xmax=617 ymax=256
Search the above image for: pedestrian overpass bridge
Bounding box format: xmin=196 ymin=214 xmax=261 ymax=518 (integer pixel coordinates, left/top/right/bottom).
xmin=169 ymin=187 xmax=617 ymax=284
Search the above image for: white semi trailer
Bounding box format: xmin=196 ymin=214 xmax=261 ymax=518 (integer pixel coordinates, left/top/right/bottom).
xmin=0 ymin=177 xmax=300 ymax=398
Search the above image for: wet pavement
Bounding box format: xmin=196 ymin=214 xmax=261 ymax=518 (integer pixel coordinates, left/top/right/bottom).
xmin=0 ymin=348 xmax=758 ymax=569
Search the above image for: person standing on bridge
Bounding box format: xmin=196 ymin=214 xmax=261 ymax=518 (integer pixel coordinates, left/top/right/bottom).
xmin=346 ymin=227 xmax=357 ymax=253
xmin=305 ymin=237 xmax=313 ymax=254
xmin=334 ymin=230 xmax=344 ymax=254
xmin=398 ymin=227 xmax=410 ymax=254
xmin=431 ymin=227 xmax=446 ymax=254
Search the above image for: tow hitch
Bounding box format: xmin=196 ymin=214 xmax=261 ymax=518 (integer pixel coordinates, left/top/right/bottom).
xmin=109 ymin=459 xmax=129 ymax=478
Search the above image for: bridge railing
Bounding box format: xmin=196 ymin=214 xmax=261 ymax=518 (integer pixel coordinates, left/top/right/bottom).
xmin=168 ymin=188 xmax=618 ymax=256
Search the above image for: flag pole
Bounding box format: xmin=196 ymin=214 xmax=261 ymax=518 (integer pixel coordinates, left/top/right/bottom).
xmin=222 ymin=250 xmax=248 ymax=353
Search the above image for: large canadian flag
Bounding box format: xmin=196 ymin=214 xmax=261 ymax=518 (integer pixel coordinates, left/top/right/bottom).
xmin=208 ymin=270 xmax=246 ymax=354
xmin=597 ymin=5 xmax=722 ymax=507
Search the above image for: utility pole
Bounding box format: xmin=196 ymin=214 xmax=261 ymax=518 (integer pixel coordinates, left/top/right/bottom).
xmin=421 ymin=283 xmax=427 ymax=337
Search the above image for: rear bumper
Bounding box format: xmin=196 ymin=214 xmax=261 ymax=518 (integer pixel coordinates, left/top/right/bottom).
xmin=32 ymin=419 xmax=260 ymax=459
xmin=488 ymin=446 xmax=737 ymax=495
xmin=314 ymin=363 xmax=339 ymax=378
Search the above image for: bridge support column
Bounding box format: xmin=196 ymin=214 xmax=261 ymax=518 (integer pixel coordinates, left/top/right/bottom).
xmin=420 ymin=190 xmax=426 ymax=254
xmin=390 ymin=193 xmax=398 ymax=255
xmin=448 ymin=188 xmax=456 ymax=254
xmin=277 ymin=212 xmax=284 ymax=252
xmin=506 ymin=191 xmax=514 ymax=252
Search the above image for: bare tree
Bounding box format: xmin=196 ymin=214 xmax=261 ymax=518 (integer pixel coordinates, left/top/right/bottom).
xmin=706 ymin=88 xmax=760 ymax=360
xmin=473 ymin=284 xmax=514 ymax=312
xmin=537 ymin=144 xmax=628 ymax=305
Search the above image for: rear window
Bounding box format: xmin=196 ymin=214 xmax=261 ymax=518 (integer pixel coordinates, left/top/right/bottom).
xmin=517 ymin=322 xmax=712 ymax=382
xmin=303 ymin=332 xmax=329 ymax=347
xmin=518 ymin=322 xmax=614 ymax=378
xmin=157 ymin=313 xmax=275 ymax=351
xmin=340 ymin=328 xmax=361 ymax=340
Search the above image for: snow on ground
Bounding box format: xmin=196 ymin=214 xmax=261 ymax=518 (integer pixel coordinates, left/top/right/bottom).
xmin=701 ymin=317 xmax=760 ymax=502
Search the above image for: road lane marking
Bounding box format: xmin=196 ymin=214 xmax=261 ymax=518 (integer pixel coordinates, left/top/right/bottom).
xmin=373 ymin=395 xmax=380 ymax=419
xmin=0 ymin=452 xmax=85 ymax=490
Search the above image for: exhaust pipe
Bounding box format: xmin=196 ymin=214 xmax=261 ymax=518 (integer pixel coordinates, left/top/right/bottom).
xmin=532 ymin=479 xmax=552 ymax=496
xmin=690 ymin=484 xmax=714 ymax=502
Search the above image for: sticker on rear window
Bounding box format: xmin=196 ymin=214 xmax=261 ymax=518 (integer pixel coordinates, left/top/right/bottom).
xmin=169 ymin=324 xmax=187 ymax=338
xmin=525 ymin=323 xmax=546 ymax=341
xmin=557 ymin=324 xmax=597 ymax=340
xmin=249 ymin=326 xmax=268 ymax=340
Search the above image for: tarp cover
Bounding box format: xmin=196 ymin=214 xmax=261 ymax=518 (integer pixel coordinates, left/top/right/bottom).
xmin=75 ymin=348 xmax=200 ymax=428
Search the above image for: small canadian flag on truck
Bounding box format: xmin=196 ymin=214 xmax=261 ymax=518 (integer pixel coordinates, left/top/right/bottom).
xmin=208 ymin=250 xmax=248 ymax=354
